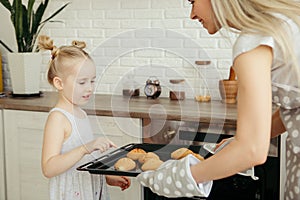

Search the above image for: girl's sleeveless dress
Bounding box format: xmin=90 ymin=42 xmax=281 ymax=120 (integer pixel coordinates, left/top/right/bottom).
xmin=48 ymin=108 xmax=110 ymax=200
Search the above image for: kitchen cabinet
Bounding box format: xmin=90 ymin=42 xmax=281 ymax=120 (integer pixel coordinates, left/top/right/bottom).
xmin=3 ymin=110 xmax=142 ymax=200
xmin=4 ymin=110 xmax=49 ymax=200
xmin=0 ymin=110 xmax=6 ymax=200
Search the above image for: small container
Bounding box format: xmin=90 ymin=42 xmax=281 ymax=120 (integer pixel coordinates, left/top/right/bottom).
xmin=122 ymin=88 xmax=140 ymax=97
xmin=194 ymin=60 xmax=211 ymax=102
xmin=122 ymin=75 xmax=140 ymax=97
xmin=219 ymin=66 xmax=238 ymax=104
xmin=219 ymin=80 xmax=238 ymax=104
xmin=169 ymin=79 xmax=185 ymax=100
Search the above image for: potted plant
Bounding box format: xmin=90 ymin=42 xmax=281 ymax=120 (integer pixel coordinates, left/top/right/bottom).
xmin=0 ymin=0 xmax=69 ymax=96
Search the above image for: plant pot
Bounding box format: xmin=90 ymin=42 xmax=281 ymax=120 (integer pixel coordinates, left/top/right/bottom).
xmin=7 ymin=53 xmax=42 ymax=95
xmin=219 ymin=80 xmax=238 ymax=104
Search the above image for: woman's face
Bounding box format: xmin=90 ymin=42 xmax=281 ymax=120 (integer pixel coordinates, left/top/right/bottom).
xmin=189 ymin=0 xmax=220 ymax=34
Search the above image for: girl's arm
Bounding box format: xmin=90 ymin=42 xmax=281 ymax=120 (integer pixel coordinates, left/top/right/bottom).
xmin=41 ymin=112 xmax=87 ymax=178
xmin=42 ymin=111 xmax=116 ymax=178
xmin=191 ymin=45 xmax=273 ymax=183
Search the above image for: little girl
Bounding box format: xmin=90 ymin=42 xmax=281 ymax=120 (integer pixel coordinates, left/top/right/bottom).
xmin=39 ymin=35 xmax=130 ymax=200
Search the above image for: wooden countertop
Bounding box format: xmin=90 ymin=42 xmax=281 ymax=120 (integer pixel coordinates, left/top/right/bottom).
xmin=0 ymin=92 xmax=237 ymax=126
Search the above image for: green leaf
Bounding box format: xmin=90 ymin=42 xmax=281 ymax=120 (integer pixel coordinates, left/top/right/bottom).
xmin=27 ymin=0 xmax=35 ymax=28
xmin=0 ymin=0 xmax=12 ymax=11
xmin=1 ymin=0 xmax=69 ymax=52
xmin=40 ymin=2 xmax=69 ymax=24
xmin=31 ymin=0 xmax=47 ymax=35
xmin=22 ymin=5 xmax=33 ymax=52
xmin=13 ymin=0 xmax=24 ymax=52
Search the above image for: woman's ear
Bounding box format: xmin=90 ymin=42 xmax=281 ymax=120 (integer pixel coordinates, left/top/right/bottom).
xmin=53 ymin=77 xmax=63 ymax=90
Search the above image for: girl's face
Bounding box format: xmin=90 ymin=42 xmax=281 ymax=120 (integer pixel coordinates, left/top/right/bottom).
xmin=61 ymin=58 xmax=96 ymax=106
xmin=189 ymin=0 xmax=220 ymax=34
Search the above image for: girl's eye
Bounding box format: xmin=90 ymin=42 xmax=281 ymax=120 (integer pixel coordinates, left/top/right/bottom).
xmin=79 ymin=81 xmax=85 ymax=85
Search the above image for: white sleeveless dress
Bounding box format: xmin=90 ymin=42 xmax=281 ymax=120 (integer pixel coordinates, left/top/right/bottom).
xmin=48 ymin=108 xmax=110 ymax=200
xmin=233 ymin=15 xmax=300 ymax=200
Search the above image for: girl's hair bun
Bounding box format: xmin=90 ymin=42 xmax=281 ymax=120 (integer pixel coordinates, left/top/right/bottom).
xmin=38 ymin=35 xmax=59 ymax=59
xmin=38 ymin=35 xmax=55 ymax=51
xmin=72 ymin=41 xmax=86 ymax=49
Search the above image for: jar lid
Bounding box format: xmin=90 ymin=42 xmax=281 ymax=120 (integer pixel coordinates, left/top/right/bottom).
xmin=195 ymin=60 xmax=211 ymax=65
xmin=169 ymin=79 xmax=185 ymax=84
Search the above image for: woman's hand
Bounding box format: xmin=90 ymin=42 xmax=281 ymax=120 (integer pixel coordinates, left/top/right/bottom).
xmin=83 ymin=137 xmax=117 ymax=154
xmin=106 ymin=175 xmax=131 ymax=191
xmin=137 ymin=154 xmax=212 ymax=198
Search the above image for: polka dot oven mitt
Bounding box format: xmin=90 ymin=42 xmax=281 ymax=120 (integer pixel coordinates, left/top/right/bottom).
xmin=137 ymin=154 xmax=213 ymax=198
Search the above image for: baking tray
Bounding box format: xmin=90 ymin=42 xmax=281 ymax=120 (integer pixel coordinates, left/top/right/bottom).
xmin=77 ymin=143 xmax=209 ymax=177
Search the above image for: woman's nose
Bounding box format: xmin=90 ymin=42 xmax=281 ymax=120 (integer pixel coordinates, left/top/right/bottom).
xmin=190 ymin=7 xmax=196 ymax=20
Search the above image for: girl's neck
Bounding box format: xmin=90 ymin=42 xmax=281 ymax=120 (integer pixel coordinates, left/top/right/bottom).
xmin=55 ymin=93 xmax=85 ymax=118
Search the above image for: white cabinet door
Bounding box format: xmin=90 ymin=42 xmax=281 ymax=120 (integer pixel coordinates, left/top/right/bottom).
xmin=0 ymin=110 xmax=6 ymax=200
xmin=3 ymin=110 xmax=49 ymax=200
xmin=89 ymin=116 xmax=142 ymax=200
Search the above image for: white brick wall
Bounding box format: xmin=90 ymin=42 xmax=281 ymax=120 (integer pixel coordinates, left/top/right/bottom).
xmin=1 ymin=0 xmax=237 ymax=99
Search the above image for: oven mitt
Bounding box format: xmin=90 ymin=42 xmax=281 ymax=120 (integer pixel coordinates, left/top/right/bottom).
xmin=137 ymin=154 xmax=213 ymax=198
xmin=203 ymin=137 xmax=259 ymax=180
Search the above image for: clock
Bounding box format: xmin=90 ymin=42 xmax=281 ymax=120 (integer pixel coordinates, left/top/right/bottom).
xmin=144 ymin=77 xmax=161 ymax=99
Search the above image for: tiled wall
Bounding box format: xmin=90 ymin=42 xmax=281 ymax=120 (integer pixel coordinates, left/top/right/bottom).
xmin=1 ymin=0 xmax=237 ymax=99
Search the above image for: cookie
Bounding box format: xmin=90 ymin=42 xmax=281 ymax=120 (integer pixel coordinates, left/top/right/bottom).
xmin=171 ymin=148 xmax=193 ymax=160
xmin=138 ymin=152 xmax=160 ymax=164
xmin=127 ymin=148 xmax=146 ymax=160
xmin=141 ymin=158 xmax=164 ymax=171
xmin=114 ymin=157 xmax=136 ymax=171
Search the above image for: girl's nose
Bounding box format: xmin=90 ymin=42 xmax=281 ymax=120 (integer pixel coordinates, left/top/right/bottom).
xmin=87 ymin=83 xmax=93 ymax=91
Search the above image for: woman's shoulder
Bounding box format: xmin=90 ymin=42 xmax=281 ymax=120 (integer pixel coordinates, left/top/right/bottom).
xmin=233 ymin=34 xmax=275 ymax=61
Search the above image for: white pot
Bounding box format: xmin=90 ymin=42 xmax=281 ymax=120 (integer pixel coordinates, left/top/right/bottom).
xmin=7 ymin=53 xmax=42 ymax=95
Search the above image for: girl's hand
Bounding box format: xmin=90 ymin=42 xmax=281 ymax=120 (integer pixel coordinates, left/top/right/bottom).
xmin=106 ymin=175 xmax=131 ymax=191
xmin=83 ymin=137 xmax=117 ymax=154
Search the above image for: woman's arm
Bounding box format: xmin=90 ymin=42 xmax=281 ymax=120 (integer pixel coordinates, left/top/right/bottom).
xmin=191 ymin=45 xmax=273 ymax=183
xmin=271 ymin=108 xmax=286 ymax=138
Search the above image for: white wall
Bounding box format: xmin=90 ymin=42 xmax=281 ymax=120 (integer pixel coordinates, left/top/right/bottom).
xmin=0 ymin=0 xmax=237 ymax=99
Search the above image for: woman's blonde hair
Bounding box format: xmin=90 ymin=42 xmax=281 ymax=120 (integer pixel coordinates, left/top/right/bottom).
xmin=38 ymin=35 xmax=91 ymax=86
xmin=211 ymin=0 xmax=300 ymax=74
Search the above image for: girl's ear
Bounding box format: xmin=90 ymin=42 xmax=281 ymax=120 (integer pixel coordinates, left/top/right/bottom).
xmin=53 ymin=77 xmax=63 ymax=90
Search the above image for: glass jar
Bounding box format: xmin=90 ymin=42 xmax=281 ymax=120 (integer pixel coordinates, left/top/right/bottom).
xmin=194 ymin=60 xmax=211 ymax=102
xmin=169 ymin=79 xmax=185 ymax=100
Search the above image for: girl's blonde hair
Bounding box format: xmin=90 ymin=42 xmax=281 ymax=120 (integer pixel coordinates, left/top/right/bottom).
xmin=38 ymin=35 xmax=91 ymax=86
xmin=211 ymin=0 xmax=300 ymax=74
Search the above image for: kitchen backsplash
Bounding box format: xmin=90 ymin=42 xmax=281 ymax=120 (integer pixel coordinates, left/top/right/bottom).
xmin=1 ymin=0 xmax=237 ymax=99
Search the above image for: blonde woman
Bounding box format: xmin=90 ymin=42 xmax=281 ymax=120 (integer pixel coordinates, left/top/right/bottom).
xmin=138 ymin=1 xmax=300 ymax=199
xmin=39 ymin=36 xmax=131 ymax=200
